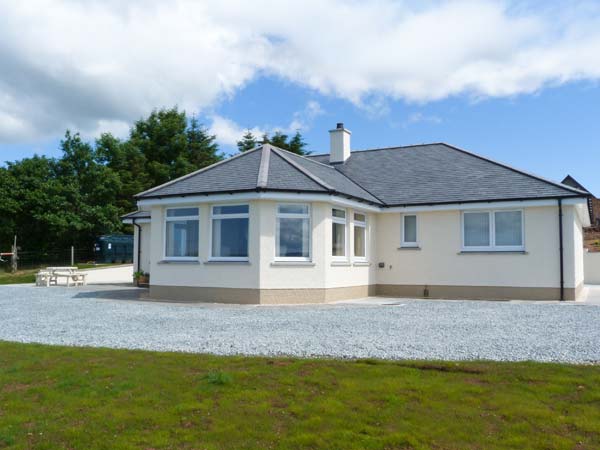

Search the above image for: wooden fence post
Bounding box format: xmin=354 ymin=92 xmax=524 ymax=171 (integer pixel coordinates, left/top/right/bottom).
xmin=10 ymin=235 xmax=17 ymax=273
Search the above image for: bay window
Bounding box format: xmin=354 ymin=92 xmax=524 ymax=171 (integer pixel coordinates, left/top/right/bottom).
xmin=211 ymin=204 xmax=249 ymax=260
xmin=276 ymin=204 xmax=311 ymax=260
xmin=332 ymin=208 xmax=347 ymax=259
xmin=353 ymin=213 xmax=367 ymax=259
xmin=165 ymin=207 xmax=199 ymax=259
xmin=462 ymin=210 xmax=524 ymax=251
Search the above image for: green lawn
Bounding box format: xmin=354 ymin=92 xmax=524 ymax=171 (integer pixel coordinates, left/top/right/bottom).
xmin=0 ymin=270 xmax=36 ymax=285
xmin=0 ymin=263 xmax=127 ymax=285
xmin=0 ymin=342 xmax=599 ymax=449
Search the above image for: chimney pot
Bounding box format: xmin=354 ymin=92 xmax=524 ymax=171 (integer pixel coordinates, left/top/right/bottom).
xmin=336 ymin=122 xmax=344 ymax=129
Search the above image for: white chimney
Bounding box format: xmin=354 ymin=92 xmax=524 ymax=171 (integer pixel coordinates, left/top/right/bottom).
xmin=329 ymin=123 xmax=351 ymax=163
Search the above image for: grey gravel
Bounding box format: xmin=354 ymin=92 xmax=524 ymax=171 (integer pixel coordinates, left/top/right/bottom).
xmin=1 ymin=284 xmax=599 ymax=363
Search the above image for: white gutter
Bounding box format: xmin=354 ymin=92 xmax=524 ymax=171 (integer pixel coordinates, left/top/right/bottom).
xmin=136 ymin=191 xmax=587 ymax=214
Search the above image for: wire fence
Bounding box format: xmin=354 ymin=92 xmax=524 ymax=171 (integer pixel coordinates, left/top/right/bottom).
xmin=1 ymin=247 xmax=131 ymax=271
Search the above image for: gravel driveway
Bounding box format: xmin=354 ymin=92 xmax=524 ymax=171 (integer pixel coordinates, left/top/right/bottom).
xmin=1 ymin=284 xmax=599 ymax=363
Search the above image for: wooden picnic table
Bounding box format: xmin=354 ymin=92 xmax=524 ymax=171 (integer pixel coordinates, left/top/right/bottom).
xmin=36 ymin=266 xmax=87 ymax=287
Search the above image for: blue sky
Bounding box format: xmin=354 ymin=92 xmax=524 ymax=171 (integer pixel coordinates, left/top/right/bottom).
xmin=1 ymin=1 xmax=599 ymax=194
xmin=3 ymin=77 xmax=598 ymax=194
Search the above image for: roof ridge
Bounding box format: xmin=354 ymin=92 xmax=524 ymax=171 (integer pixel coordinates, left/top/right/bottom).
xmin=269 ymin=146 xmax=335 ymax=192
xmin=307 ymin=143 xmax=444 ymax=158
xmin=256 ymin=145 xmax=270 ymax=189
xmin=440 ymin=143 xmax=589 ymax=196
xmin=135 ymin=145 xmax=263 ymax=198
xmin=274 ymin=146 xmax=384 ymax=205
xmin=275 ymin=146 xmax=338 ymax=170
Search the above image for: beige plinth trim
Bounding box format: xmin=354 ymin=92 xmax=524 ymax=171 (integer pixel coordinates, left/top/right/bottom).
xmin=149 ymin=285 xmax=374 ymax=304
xmin=149 ymin=283 xmax=581 ymax=304
xmin=376 ymin=284 xmax=578 ymax=301
xmin=149 ymin=286 xmax=261 ymax=304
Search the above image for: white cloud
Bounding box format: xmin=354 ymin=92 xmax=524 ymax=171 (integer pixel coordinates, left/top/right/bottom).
xmin=1 ymin=0 xmax=600 ymax=143
xmin=209 ymin=116 xmax=264 ymax=148
xmin=210 ymin=100 xmax=324 ymax=149
xmin=401 ymin=112 xmax=443 ymax=128
xmin=288 ymin=100 xmax=324 ymax=131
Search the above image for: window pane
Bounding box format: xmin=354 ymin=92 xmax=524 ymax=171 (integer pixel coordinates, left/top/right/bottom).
xmin=495 ymin=211 xmax=523 ymax=246
xmin=167 ymin=208 xmax=198 ymax=217
xmin=278 ymin=204 xmax=308 ymax=215
xmin=354 ymin=213 xmax=366 ymax=223
xmin=277 ymin=217 xmax=310 ymax=257
xmin=403 ymin=215 xmax=417 ymax=243
xmin=332 ymin=222 xmax=346 ymax=256
xmin=213 ymin=205 xmax=248 ymax=215
xmin=354 ymin=225 xmax=366 ymax=257
xmin=212 ymin=218 xmax=248 ymax=257
xmin=166 ymin=220 xmax=198 ymax=257
xmin=332 ymin=209 xmax=346 ymax=219
xmin=464 ymin=212 xmax=490 ymax=247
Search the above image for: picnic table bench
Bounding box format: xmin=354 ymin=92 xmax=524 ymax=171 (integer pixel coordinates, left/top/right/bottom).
xmin=36 ymin=266 xmax=87 ymax=287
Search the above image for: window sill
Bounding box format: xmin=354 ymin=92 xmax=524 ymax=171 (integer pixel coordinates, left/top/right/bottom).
xmin=204 ymin=260 xmax=250 ymax=265
xmin=458 ymin=250 xmax=528 ymax=255
xmin=331 ymin=261 xmax=351 ymax=267
xmin=270 ymin=261 xmax=316 ymax=267
xmin=352 ymin=261 xmax=371 ymax=267
xmin=397 ymin=246 xmax=421 ymax=250
xmin=158 ymin=260 xmax=200 ymax=265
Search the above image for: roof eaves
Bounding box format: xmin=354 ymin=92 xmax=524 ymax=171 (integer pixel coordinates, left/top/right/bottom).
xmin=384 ymin=194 xmax=586 ymax=208
xmin=135 ymin=145 xmax=264 ymax=198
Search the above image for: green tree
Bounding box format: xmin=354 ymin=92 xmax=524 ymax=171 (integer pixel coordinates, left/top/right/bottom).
xmin=288 ymin=131 xmax=310 ymax=155
xmin=187 ymin=117 xmax=222 ymax=167
xmin=237 ymin=130 xmax=258 ymax=152
xmin=128 ymin=107 xmax=189 ymax=186
xmin=270 ymin=131 xmax=289 ymax=150
xmin=0 ymin=106 xmax=225 ymax=253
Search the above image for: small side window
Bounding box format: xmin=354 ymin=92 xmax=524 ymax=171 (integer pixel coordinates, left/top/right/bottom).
xmin=401 ymin=214 xmax=418 ymax=247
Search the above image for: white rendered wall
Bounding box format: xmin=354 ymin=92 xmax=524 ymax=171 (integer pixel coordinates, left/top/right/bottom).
xmin=584 ymin=251 xmax=600 ymax=284
xmin=374 ymin=205 xmax=579 ymax=289
xmin=257 ymin=201 xmax=376 ymax=289
xmin=148 ymin=202 xmax=260 ymax=289
xmin=146 ymin=200 xmax=583 ymax=293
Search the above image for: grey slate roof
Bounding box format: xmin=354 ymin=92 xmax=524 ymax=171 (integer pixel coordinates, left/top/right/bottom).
xmin=121 ymin=210 xmax=151 ymax=219
xmin=136 ymin=142 xmax=586 ymax=206
xmin=137 ymin=144 xmax=381 ymax=204
xmin=309 ymin=144 xmax=586 ymax=206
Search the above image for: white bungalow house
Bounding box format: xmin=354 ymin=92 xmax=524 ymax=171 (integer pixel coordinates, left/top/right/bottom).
xmin=122 ymin=123 xmax=590 ymax=304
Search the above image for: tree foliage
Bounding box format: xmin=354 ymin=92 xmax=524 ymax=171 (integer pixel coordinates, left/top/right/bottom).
xmin=0 ymin=107 xmax=222 ymax=252
xmin=237 ymin=130 xmax=258 ymax=152
xmin=257 ymin=130 xmax=310 ymax=155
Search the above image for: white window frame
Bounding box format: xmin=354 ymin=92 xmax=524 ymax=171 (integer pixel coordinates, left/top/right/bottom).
xmin=461 ymin=209 xmax=525 ymax=252
xmin=332 ymin=208 xmax=348 ymax=261
xmin=401 ymin=214 xmax=419 ymax=248
xmin=209 ymin=204 xmax=250 ymax=261
xmin=353 ymin=212 xmax=367 ymax=261
xmin=163 ymin=207 xmax=200 ymax=261
xmin=275 ymin=203 xmax=312 ymax=262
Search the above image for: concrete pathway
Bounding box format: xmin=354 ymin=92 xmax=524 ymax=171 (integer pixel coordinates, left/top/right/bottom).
xmin=582 ymin=284 xmax=600 ymax=305
xmin=82 ymin=264 xmax=133 ymax=285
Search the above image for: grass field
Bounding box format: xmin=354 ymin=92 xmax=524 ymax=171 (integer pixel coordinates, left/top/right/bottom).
xmin=0 ymin=263 xmax=127 ymax=285
xmin=0 ymin=342 xmax=599 ymax=449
